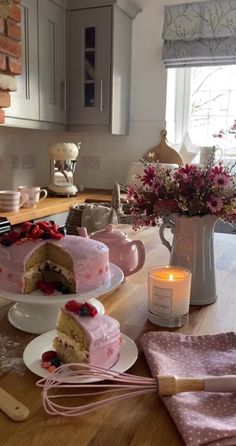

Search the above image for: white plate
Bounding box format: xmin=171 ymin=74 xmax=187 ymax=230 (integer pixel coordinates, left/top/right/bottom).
xmin=0 ymin=263 xmax=124 ymax=305
xmin=23 ymin=330 xmax=138 ymax=382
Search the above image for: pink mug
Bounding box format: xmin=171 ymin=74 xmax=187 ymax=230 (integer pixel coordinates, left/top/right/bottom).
xmin=18 ymin=186 xmax=47 ymax=208
xmin=0 ymin=190 xmax=27 ymax=212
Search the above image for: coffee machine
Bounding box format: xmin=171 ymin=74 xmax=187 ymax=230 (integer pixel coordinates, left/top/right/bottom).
xmin=48 ymin=142 xmax=80 ymax=196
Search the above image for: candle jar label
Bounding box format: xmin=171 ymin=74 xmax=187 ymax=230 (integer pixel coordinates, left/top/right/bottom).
xmin=150 ymin=286 xmax=172 ymax=315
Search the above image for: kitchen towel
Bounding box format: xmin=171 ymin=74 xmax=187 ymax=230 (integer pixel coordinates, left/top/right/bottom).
xmin=140 ymin=331 xmax=236 ymax=446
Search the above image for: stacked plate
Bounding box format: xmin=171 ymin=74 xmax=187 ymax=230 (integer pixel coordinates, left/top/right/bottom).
xmin=65 ymin=204 xmax=85 ymax=235
xmin=0 ymin=218 xmax=11 ymax=234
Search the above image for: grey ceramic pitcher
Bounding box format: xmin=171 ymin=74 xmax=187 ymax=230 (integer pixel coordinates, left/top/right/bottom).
xmin=159 ymin=214 xmax=217 ymax=305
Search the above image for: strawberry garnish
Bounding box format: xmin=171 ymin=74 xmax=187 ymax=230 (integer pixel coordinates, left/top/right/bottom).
xmin=49 ymin=229 xmax=63 ymax=240
xmin=65 ymin=300 xmax=98 ymax=317
xmin=65 ymin=299 xmax=82 ymax=312
xmin=42 ymin=350 xmax=57 ymax=362
xmin=1 ymin=220 xmax=65 ymax=247
xmin=22 ymin=221 xmax=33 ymax=231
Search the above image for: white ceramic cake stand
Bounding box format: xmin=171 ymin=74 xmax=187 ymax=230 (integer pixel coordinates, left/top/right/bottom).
xmin=0 ymin=264 xmax=124 ymax=335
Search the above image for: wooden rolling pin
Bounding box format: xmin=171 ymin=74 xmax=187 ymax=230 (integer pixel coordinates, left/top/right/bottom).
xmin=0 ymin=387 xmax=29 ymax=421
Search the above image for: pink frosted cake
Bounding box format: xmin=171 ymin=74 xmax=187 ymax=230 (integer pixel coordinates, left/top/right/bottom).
xmin=52 ymin=300 xmax=121 ymax=368
xmin=0 ymin=221 xmax=110 ymax=294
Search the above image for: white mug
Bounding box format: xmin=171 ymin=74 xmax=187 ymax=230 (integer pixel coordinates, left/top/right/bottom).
xmin=18 ymin=186 xmax=48 ymax=208
xmin=0 ymin=190 xmax=27 ymax=212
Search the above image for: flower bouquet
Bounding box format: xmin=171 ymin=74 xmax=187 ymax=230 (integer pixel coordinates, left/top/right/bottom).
xmin=127 ymin=153 xmax=236 ymax=229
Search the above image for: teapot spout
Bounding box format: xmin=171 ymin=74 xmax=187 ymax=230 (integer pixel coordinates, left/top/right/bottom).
xmin=77 ymin=227 xmax=89 ymax=238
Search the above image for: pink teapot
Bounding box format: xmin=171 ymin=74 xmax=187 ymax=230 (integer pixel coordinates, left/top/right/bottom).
xmin=78 ymin=224 xmax=145 ymax=277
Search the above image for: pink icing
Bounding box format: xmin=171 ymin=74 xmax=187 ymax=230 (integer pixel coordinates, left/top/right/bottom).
xmin=0 ymin=235 xmax=110 ymax=294
xmin=62 ymin=308 xmax=120 ymax=368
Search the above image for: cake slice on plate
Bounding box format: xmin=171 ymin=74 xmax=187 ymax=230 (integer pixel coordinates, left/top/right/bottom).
xmin=52 ymin=300 xmax=121 ymax=369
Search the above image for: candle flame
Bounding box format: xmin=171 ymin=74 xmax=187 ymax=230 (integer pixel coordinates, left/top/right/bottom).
xmin=168 ymin=274 xmax=174 ymax=281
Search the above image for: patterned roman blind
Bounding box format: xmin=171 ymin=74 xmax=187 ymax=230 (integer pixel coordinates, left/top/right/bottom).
xmin=162 ymin=0 xmax=236 ymax=68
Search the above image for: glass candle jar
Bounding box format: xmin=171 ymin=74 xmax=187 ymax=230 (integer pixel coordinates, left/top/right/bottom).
xmin=148 ymin=266 xmax=192 ymax=328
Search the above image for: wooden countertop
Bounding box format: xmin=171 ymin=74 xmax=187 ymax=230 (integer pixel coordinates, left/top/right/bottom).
xmin=0 ymin=226 xmax=236 ymax=445
xmin=0 ymin=189 xmax=112 ymax=225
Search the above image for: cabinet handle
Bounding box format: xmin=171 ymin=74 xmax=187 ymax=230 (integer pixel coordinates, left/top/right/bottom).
xmin=100 ymin=80 xmax=103 ymax=112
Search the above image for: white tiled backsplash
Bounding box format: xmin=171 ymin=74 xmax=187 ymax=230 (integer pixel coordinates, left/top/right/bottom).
xmin=0 ymin=119 xmax=166 ymax=191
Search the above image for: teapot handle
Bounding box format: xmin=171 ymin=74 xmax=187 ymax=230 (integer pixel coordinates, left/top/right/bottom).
xmin=159 ymin=216 xmax=175 ymax=253
xmin=125 ymin=240 xmax=146 ymax=276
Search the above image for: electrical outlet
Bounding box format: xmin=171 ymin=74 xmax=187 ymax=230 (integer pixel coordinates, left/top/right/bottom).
xmin=22 ymin=155 xmax=36 ymax=169
xmin=11 ymin=155 xmax=20 ymax=169
xmin=81 ymin=155 xmax=101 ymax=169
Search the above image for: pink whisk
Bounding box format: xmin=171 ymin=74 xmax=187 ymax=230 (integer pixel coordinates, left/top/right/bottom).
xmin=36 ymin=363 xmax=236 ymax=418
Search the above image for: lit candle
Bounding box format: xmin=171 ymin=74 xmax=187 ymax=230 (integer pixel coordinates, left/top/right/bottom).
xmin=148 ymin=266 xmax=192 ymax=328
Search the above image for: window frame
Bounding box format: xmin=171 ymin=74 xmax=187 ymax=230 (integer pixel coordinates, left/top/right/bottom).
xmin=166 ymin=67 xmax=191 ymax=146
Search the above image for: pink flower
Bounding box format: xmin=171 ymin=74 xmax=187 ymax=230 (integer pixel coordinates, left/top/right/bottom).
xmin=213 ymin=173 xmax=230 ymax=187
xmin=126 ymin=157 xmax=236 ymax=229
xmin=141 ymin=166 xmax=156 ymax=186
xmin=177 ymin=164 xmax=198 ymax=175
xmin=207 ymin=197 xmax=223 ymax=213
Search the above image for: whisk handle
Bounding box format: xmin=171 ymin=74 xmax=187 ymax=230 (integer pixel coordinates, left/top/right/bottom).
xmin=157 ymin=375 xmax=236 ymax=395
xmin=157 ymin=376 xmax=204 ymax=395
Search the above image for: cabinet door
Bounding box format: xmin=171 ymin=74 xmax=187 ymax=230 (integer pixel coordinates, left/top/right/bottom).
xmin=5 ymin=0 xmax=39 ymax=120
xmin=68 ymin=7 xmax=111 ymax=126
xmin=38 ymin=0 xmax=66 ymax=123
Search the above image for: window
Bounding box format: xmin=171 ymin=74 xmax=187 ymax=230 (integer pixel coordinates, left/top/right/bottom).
xmin=166 ymin=65 xmax=236 ymax=161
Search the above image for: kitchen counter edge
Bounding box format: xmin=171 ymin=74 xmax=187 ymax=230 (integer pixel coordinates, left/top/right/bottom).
xmin=0 ymin=189 xmax=112 ymax=225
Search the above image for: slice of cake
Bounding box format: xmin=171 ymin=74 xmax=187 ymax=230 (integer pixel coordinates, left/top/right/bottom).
xmin=53 ymin=300 xmax=121 ymax=369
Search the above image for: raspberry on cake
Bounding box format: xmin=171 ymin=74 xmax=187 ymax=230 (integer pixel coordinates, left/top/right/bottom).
xmin=52 ymin=300 xmax=121 ymax=369
xmin=0 ymin=220 xmax=111 ymax=294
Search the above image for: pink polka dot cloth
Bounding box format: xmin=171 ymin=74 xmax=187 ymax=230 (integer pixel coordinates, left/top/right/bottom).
xmin=140 ymin=331 xmax=236 ymax=446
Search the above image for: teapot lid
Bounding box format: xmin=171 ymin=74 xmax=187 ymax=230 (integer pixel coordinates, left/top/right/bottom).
xmin=91 ymin=224 xmax=128 ymax=243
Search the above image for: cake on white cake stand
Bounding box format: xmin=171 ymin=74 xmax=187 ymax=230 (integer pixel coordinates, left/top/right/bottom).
xmin=0 ymin=263 xmax=124 ymax=334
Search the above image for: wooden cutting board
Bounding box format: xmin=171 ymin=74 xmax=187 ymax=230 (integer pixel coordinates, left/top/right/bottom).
xmin=144 ymin=129 xmax=184 ymax=165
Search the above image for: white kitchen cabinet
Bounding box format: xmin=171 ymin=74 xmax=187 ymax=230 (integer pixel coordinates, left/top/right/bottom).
xmin=5 ymin=0 xmax=67 ymax=128
xmin=67 ymin=0 xmax=141 ymax=135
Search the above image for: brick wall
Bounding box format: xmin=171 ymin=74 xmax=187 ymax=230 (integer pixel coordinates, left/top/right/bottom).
xmin=0 ymin=0 xmax=21 ymax=123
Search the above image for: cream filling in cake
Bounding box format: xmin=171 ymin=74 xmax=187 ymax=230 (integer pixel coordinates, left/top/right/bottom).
xmin=53 ymin=307 xmax=121 ymax=369
xmin=24 ymin=260 xmax=75 ymax=292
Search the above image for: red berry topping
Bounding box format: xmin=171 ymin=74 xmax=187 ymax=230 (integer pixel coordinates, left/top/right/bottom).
xmin=65 ymin=300 xmax=98 ymax=317
xmin=9 ymin=230 xmax=20 ymax=242
xmin=49 ymin=229 xmax=63 ymax=240
xmin=51 ymin=223 xmax=60 ymax=232
xmin=65 ymin=299 xmax=82 ymax=312
xmin=42 ymin=350 xmax=57 ymax=362
xmin=2 ymin=220 xmax=65 ymax=248
xmin=22 ymin=221 xmax=33 ymax=232
xmin=31 ymin=227 xmax=44 ymax=239
xmin=38 ymin=221 xmax=51 ymax=229
xmin=37 ymin=280 xmax=56 ymax=295
xmin=84 ymin=302 xmax=98 ymax=317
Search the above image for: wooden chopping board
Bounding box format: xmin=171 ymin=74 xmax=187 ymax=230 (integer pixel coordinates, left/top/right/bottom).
xmin=144 ymin=129 xmax=184 ymax=165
